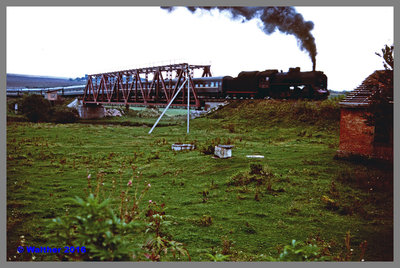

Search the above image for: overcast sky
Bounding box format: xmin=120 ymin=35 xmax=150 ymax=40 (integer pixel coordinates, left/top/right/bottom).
xmin=7 ymin=6 xmax=393 ymax=91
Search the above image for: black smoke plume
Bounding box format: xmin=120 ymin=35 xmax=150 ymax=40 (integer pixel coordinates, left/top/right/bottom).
xmin=161 ymin=6 xmax=317 ymax=71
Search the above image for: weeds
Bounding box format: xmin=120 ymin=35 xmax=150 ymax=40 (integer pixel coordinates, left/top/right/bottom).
xmin=199 ymin=137 xmax=234 ymax=155
xmin=144 ymin=201 xmax=191 ymax=261
xmin=204 ymin=236 xmax=233 ymax=261
xmin=268 ymin=231 xmax=368 ymax=261
xmin=206 ymin=252 xmax=230 ymax=262
xmin=332 ymin=231 xmax=368 ymax=261
xmin=269 ymin=239 xmax=327 ymax=261
xmin=46 ymin=166 xmax=189 ymax=261
xmin=228 ymin=164 xmax=276 ymax=197
xmin=201 ymin=189 xmax=209 ymax=203
xmin=119 ymin=165 xmax=151 ymax=223
xmin=221 ymin=236 xmax=234 ymax=255
xmin=321 ymin=195 xmax=340 ymax=211
xmin=198 ymin=215 xmax=213 ymax=227
xmin=241 ymin=222 xmax=256 ymax=234
xmin=146 ymin=151 xmax=160 ymax=163
xmin=223 ymin=123 xmax=236 ymax=133
xmin=47 ymin=194 xmax=143 ymax=261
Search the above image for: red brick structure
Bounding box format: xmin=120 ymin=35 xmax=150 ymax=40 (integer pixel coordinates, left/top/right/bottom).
xmin=337 ymin=70 xmax=393 ymax=162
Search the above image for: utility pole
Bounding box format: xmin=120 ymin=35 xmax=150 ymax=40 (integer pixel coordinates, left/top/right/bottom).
xmin=187 ymin=66 xmax=190 ymax=134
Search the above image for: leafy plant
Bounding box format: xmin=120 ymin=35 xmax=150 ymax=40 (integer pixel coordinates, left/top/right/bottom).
xmin=205 ymin=252 xmax=230 ymax=262
xmin=144 ymin=201 xmax=191 ymax=261
xmin=47 ymin=194 xmax=143 ymax=261
xmin=268 ymin=239 xmax=328 ymax=261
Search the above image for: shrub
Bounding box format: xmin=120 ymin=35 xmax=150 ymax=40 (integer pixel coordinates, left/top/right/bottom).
xmin=122 ymin=108 xmax=139 ymax=117
xmin=318 ymin=99 xmax=341 ymax=121
xmin=50 ymin=106 xmax=79 ymax=123
xmin=47 ymin=194 xmax=143 ymax=261
xmin=19 ymin=94 xmax=51 ymax=122
xmin=137 ymin=106 xmax=162 ymax=118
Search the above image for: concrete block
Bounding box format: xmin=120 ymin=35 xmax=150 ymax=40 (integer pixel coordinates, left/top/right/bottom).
xmin=171 ymin=143 xmax=195 ymax=151
xmin=214 ymin=145 xmax=234 ymax=158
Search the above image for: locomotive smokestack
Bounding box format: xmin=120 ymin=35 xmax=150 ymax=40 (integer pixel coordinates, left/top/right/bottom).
xmin=161 ymin=6 xmax=317 ymax=70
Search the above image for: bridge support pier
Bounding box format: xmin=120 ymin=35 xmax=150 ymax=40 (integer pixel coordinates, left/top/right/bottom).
xmin=78 ymin=103 xmax=106 ymax=119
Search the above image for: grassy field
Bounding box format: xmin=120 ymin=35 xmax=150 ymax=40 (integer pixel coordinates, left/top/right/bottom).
xmin=6 ymin=99 xmax=393 ymax=261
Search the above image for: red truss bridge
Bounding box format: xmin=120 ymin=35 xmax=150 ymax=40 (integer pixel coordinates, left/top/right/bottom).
xmin=83 ymin=63 xmax=212 ymax=108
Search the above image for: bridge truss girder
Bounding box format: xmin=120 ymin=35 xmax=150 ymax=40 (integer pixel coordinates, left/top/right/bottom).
xmin=83 ymin=63 xmax=212 ymax=108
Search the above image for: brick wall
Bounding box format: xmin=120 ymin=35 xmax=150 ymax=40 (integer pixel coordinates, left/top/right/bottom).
xmin=338 ymin=108 xmax=374 ymax=157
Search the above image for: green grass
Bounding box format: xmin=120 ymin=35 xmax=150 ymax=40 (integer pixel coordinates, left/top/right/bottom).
xmin=129 ymin=106 xmax=189 ymax=116
xmin=6 ymin=99 xmax=393 ymax=261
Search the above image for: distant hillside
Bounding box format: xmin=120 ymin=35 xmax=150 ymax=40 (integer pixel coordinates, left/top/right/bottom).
xmin=7 ymin=74 xmax=86 ymax=89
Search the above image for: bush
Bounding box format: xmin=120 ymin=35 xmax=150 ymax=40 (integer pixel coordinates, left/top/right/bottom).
xmin=50 ymin=106 xmax=79 ymax=123
xmin=123 ymin=108 xmax=140 ymax=117
xmin=47 ymin=194 xmax=143 ymax=261
xmin=16 ymin=94 xmax=80 ymax=123
xmin=19 ymin=94 xmax=51 ymax=122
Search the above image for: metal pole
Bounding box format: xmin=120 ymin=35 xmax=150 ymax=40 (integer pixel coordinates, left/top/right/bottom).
xmin=187 ymin=67 xmax=190 ymax=134
xmin=148 ymin=78 xmax=188 ymax=134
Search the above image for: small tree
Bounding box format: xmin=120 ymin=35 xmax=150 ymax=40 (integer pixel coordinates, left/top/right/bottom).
xmin=364 ymin=44 xmax=394 ymax=143
xmin=19 ymin=94 xmax=51 ymax=122
xmin=375 ymin=44 xmax=394 ymax=71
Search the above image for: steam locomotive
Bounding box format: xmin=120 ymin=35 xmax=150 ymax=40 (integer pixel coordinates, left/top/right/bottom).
xmin=193 ymin=67 xmax=329 ymax=100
